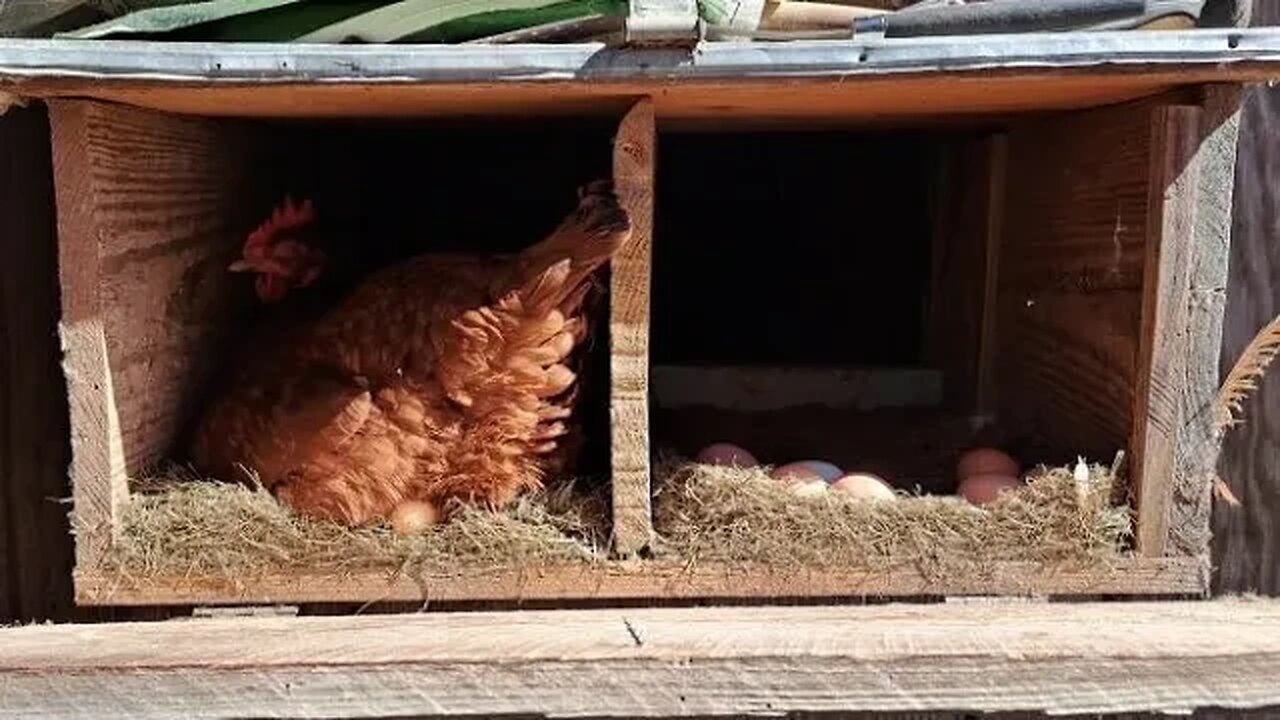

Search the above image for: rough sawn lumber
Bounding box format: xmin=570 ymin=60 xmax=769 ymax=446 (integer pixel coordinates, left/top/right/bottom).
xmin=3 ymin=600 xmax=1280 ymax=718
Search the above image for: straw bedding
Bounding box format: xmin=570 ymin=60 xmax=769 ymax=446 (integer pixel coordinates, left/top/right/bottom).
xmin=98 ymin=455 xmax=1132 ymax=586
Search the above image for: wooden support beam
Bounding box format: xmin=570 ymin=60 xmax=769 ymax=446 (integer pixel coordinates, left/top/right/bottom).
xmin=609 ymin=99 xmax=656 ymax=558
xmin=3 ymin=599 xmax=1280 ymax=718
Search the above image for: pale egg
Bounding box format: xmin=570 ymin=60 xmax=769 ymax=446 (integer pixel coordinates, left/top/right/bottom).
xmin=795 ymin=460 xmax=843 ymax=482
xmin=390 ymin=500 xmax=442 ymax=535
xmin=957 ymin=473 xmax=1022 ymax=506
xmin=831 ymin=473 xmax=897 ymax=502
xmin=696 ymin=443 xmax=759 ymax=468
xmin=791 ymin=479 xmax=830 ymax=498
xmin=956 ymin=447 xmax=1019 ymax=480
xmin=770 ymin=462 xmax=825 ymax=485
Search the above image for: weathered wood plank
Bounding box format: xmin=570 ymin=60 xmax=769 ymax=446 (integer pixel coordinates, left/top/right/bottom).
xmin=609 ymin=99 xmax=655 ymax=558
xmin=0 ymin=104 xmax=76 ymax=622
xmin=926 ymin=134 xmax=1005 ymax=415
xmin=47 ymin=100 xmax=261 ymax=583
xmin=1213 ymin=3 xmax=1280 ymax=595
xmin=3 ymin=600 xmax=1280 ymax=718
xmin=7 ymin=68 xmax=1270 ymax=132
xmin=1170 ymin=85 xmax=1244 ymax=559
xmin=1131 ymin=104 xmax=1204 ymax=557
xmin=74 ymin=556 xmax=1205 ymax=606
xmin=997 ymin=97 xmax=1166 ymax=463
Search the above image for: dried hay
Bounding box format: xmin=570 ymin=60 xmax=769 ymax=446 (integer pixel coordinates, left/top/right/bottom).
xmin=102 ymin=456 xmax=1132 ymax=586
xmin=103 ymin=468 xmax=610 ymax=582
xmin=652 ymin=456 xmax=1133 ymax=580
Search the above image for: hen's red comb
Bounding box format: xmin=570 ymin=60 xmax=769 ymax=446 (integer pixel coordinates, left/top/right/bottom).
xmin=245 ymin=196 xmax=316 ymax=258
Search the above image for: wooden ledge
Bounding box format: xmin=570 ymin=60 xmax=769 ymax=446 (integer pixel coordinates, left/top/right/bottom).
xmin=3 ymin=599 xmax=1280 ymax=718
xmin=73 ymin=556 xmax=1208 ymax=606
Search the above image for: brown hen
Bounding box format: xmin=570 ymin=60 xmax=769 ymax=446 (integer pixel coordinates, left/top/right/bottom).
xmin=190 ymin=181 xmax=631 ymax=526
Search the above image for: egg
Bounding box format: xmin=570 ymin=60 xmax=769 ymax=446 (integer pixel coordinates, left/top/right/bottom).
xmin=390 ymin=500 xmax=442 ymax=535
xmin=696 ymin=443 xmax=759 ymax=468
xmin=795 ymin=460 xmax=843 ymax=482
xmin=956 ymin=447 xmax=1019 ymax=480
xmin=791 ymin=479 xmax=830 ymax=498
xmin=830 ymin=473 xmax=897 ymax=502
xmin=957 ymin=473 xmax=1022 ymax=506
xmin=770 ymin=463 xmax=825 ymax=485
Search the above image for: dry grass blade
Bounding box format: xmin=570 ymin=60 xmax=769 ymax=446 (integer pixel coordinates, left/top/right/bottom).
xmin=1216 ymin=312 xmax=1280 ymax=433
xmin=652 ymin=456 xmax=1132 ymax=579
xmin=1213 ymin=474 xmax=1241 ymax=506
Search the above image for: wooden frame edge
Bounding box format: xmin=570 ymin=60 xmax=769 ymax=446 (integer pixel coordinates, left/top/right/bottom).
xmin=47 ymin=99 xmax=129 ymax=576
xmin=609 ymin=97 xmax=656 ymax=557
xmin=74 ymin=556 xmax=1207 ymax=606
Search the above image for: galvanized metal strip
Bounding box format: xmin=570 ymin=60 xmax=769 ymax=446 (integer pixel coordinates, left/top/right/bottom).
xmin=0 ymin=29 xmax=1279 ymax=83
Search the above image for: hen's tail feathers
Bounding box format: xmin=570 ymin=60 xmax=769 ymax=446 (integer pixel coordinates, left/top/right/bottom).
xmin=507 ymin=179 xmax=632 ymax=312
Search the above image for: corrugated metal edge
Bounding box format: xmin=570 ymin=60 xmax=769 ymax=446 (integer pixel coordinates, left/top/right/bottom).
xmin=1 ymin=28 xmax=1280 ymax=84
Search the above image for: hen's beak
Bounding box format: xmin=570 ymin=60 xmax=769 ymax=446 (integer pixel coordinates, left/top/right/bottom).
xmin=228 ymin=260 xmax=253 ymax=272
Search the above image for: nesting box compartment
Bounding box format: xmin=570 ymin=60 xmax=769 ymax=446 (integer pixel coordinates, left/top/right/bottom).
xmin=46 ymin=71 xmax=1240 ymax=606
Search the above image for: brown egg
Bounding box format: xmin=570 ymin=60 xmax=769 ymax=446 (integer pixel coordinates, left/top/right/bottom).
xmin=831 ymin=473 xmax=897 ymax=502
xmin=956 ymin=447 xmax=1019 ymax=480
xmin=957 ymin=473 xmax=1022 ymax=506
xmin=696 ymin=443 xmax=759 ymax=468
xmin=791 ymin=479 xmax=830 ymax=498
xmin=390 ymin=500 xmax=442 ymax=535
xmin=770 ymin=462 xmax=825 ymax=485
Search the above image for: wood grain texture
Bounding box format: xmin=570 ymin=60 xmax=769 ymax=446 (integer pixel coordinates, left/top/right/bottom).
xmin=926 ymin=134 xmax=1005 ymax=415
xmin=1213 ymin=0 xmax=1280 ymax=596
xmin=997 ymin=98 xmax=1162 ymax=463
xmin=12 ymin=72 xmax=1241 ymax=131
xmin=1131 ymin=105 xmax=1204 ymax=557
xmin=4 ymin=599 xmax=1280 ymax=718
xmin=1170 ymin=85 xmax=1244 ymax=559
xmin=73 ymin=556 xmax=1205 ymax=607
xmin=47 ymin=100 xmax=263 ymax=583
xmin=609 ymin=99 xmax=655 ymax=557
xmin=0 ymin=105 xmax=75 ymax=622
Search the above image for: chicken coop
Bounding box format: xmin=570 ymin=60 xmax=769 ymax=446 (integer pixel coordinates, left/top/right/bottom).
xmin=2 ymin=28 xmax=1279 ymax=609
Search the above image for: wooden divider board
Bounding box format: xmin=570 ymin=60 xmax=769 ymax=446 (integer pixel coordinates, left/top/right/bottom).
xmin=48 ymin=100 xmax=262 ymax=574
xmin=609 ymin=99 xmax=656 ymax=557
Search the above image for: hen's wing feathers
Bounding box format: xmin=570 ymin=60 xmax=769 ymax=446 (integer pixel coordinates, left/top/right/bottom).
xmin=192 ymin=369 xmax=372 ymax=488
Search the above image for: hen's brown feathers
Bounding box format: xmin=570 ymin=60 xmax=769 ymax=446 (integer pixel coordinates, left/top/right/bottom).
xmin=190 ymin=183 xmax=631 ymax=525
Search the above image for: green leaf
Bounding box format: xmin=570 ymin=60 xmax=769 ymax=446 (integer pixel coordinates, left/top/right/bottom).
xmin=296 ymin=0 xmax=623 ymax=43
xmin=57 ymin=0 xmax=305 ymax=38
xmin=164 ymin=1 xmax=391 ymax=41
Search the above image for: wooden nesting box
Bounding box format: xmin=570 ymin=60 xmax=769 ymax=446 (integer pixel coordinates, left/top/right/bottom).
xmin=7 ymin=30 xmax=1278 ymax=606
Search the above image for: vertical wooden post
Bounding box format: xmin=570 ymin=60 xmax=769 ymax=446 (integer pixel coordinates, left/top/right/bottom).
xmin=1131 ymin=87 xmax=1242 ymax=559
xmin=610 ymin=99 xmax=655 ymax=557
xmin=1132 ymin=104 xmax=1204 ymax=557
